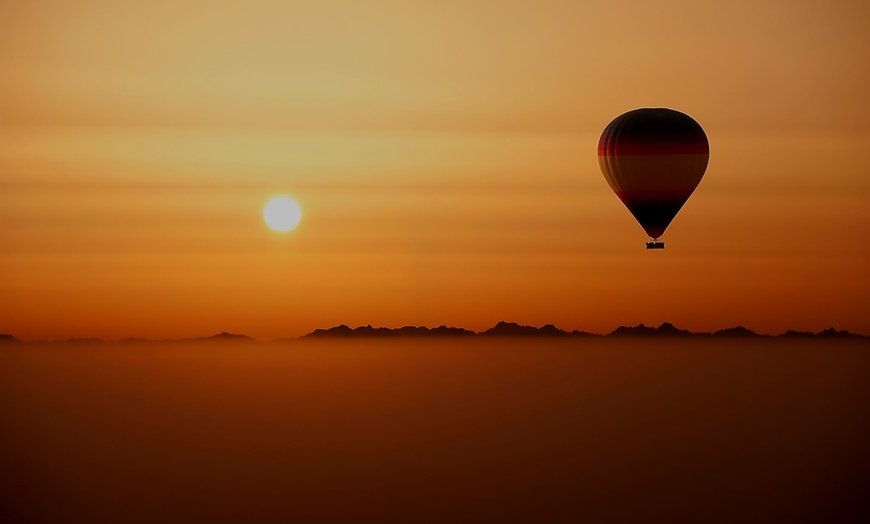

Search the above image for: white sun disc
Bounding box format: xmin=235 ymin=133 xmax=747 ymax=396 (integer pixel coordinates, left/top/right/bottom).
xmin=264 ymin=196 xmax=302 ymax=232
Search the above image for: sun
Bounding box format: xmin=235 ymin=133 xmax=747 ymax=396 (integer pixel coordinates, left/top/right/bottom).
xmin=263 ymin=196 xmax=302 ymax=232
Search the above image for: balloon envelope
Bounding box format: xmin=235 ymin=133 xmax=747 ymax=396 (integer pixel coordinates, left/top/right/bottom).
xmin=598 ymin=108 xmax=709 ymax=240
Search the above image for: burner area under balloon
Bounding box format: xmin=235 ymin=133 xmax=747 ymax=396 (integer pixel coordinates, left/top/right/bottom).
xmin=646 ymin=241 xmax=665 ymax=250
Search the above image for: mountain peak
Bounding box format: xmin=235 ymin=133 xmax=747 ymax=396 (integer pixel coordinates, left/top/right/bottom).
xmin=481 ymin=321 xmax=570 ymax=337
xmin=609 ymin=322 xmax=695 ymax=337
xmin=713 ymin=326 xmax=760 ymax=337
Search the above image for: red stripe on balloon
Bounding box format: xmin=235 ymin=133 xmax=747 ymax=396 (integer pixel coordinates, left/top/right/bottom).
xmin=597 ymin=142 xmax=709 ymax=155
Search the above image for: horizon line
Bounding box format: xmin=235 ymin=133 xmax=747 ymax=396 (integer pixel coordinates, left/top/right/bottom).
xmin=2 ymin=321 xmax=868 ymax=344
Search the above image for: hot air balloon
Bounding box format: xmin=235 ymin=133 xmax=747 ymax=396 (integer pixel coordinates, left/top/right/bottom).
xmin=598 ymin=108 xmax=709 ymax=249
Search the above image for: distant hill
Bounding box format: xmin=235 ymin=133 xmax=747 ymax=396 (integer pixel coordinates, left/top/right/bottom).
xmin=712 ymin=326 xmax=764 ymax=338
xmin=152 ymin=332 xmax=259 ymax=344
xmin=304 ymin=324 xmax=476 ymax=339
xmin=481 ymin=321 xmax=562 ymax=337
xmin=479 ymin=321 xmax=598 ymax=337
xmin=427 ymin=325 xmax=478 ymax=337
xmin=817 ymin=328 xmax=863 ymax=339
xmin=608 ymin=322 xmax=696 ymax=337
xmin=780 ymin=328 xmax=862 ymax=339
xmin=193 ymin=332 xmax=257 ymax=343
xmin=0 ymin=334 xmax=18 ymax=344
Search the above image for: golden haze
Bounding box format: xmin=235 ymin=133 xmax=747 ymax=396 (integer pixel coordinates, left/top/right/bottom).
xmin=1 ymin=0 xmax=869 ymax=340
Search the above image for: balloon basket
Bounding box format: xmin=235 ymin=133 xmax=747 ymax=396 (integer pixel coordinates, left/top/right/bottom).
xmin=646 ymin=241 xmax=665 ymax=250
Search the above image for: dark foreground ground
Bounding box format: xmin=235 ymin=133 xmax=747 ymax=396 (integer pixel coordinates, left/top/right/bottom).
xmin=1 ymin=338 xmax=868 ymax=523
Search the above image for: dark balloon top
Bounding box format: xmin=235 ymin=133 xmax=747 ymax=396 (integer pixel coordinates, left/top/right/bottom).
xmin=598 ymin=108 xmax=709 ymax=156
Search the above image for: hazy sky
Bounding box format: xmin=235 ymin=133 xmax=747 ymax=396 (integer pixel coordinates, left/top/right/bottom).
xmin=2 ymin=0 xmax=868 ymax=340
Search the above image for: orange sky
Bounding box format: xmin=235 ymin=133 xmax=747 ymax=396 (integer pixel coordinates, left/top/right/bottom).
xmin=2 ymin=0 xmax=869 ymax=340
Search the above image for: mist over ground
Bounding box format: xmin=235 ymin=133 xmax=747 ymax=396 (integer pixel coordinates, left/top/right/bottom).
xmin=1 ymin=338 xmax=867 ymax=523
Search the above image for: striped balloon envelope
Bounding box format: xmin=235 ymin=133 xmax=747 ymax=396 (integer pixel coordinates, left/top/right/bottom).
xmin=598 ymin=108 xmax=709 ymax=248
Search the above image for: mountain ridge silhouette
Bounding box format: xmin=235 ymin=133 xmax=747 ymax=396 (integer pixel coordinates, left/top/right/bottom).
xmin=2 ymin=323 xmax=866 ymax=344
xmin=297 ymin=321 xmax=866 ymax=340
